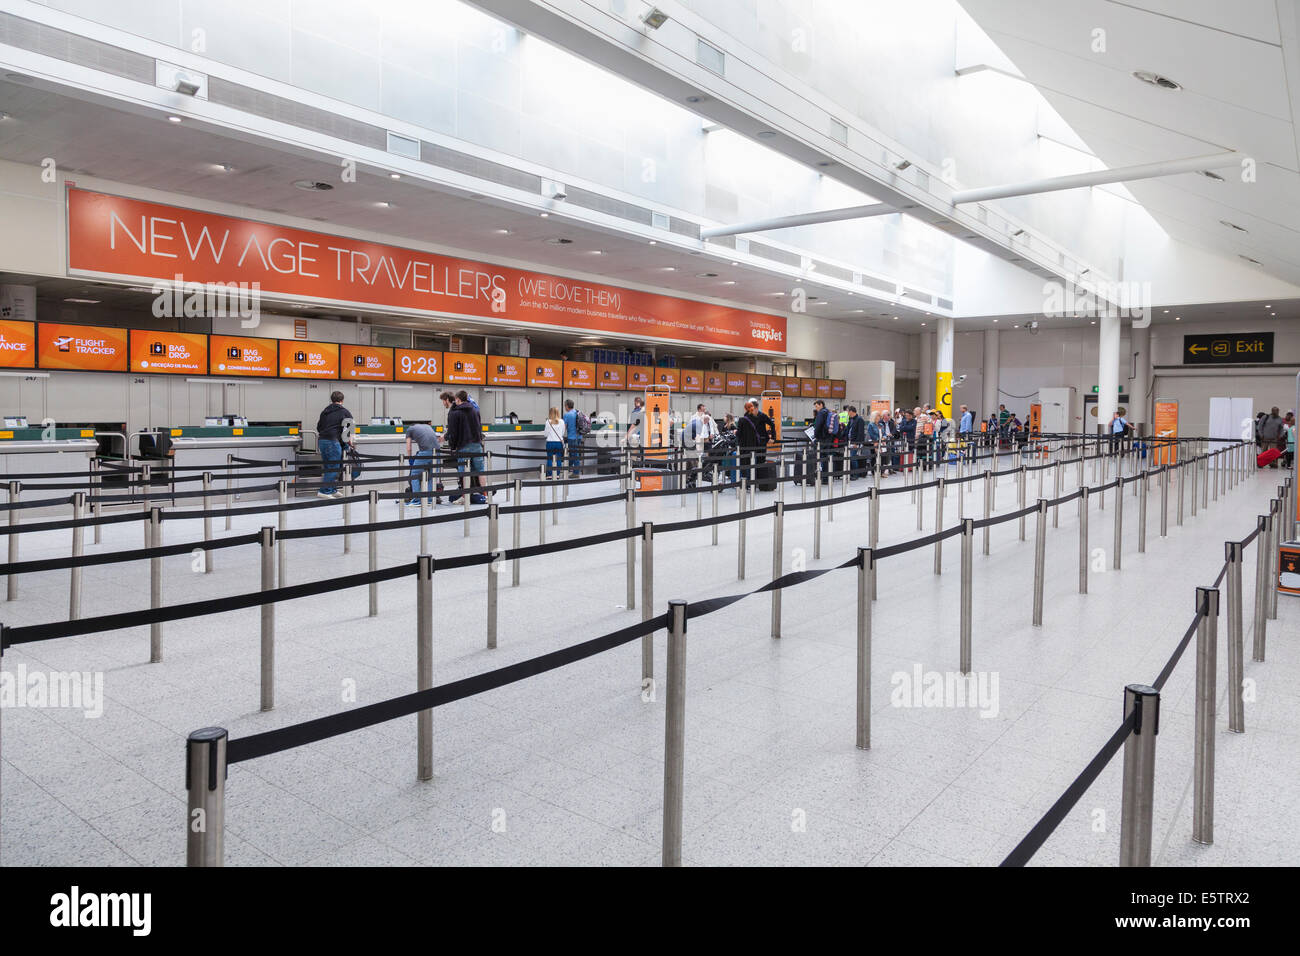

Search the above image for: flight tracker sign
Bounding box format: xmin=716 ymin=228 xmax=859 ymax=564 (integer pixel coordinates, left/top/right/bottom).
xmin=1182 ymin=332 xmax=1273 ymax=365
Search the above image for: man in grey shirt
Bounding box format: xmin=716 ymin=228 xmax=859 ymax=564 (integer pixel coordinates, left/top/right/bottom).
xmin=405 ymin=422 xmax=442 ymax=504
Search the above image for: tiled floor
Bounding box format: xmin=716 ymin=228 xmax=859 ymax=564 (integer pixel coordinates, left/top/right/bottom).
xmin=1 ymin=455 xmax=1295 ymax=866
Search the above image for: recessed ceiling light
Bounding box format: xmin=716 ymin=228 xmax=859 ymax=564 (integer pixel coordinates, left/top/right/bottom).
xmin=721 ymin=280 xmax=735 ymax=285
xmin=167 ymin=115 xmax=183 ymax=123
xmin=389 ymin=173 xmax=401 ymax=180
xmin=63 ymin=297 xmax=100 ymax=304
xmin=376 ymin=201 xmax=393 ymax=208
xmin=663 ymin=266 xmax=675 ymax=271
xmin=1163 ymin=309 xmax=1169 ymax=313
xmin=855 ymin=309 xmax=865 ymax=313
xmin=892 ymin=316 xmax=898 ymax=320
xmin=756 ymin=130 xmax=776 ymax=139
xmin=1175 ymin=316 xmax=1181 ymax=321
xmin=648 ymin=240 xmax=657 ymax=245
xmin=1090 ymin=320 xmax=1096 ymax=325
xmin=293 ymin=179 xmax=333 ymax=191
xmin=1265 ymin=304 xmax=1271 ymax=308
xmin=993 ymin=319 xmax=998 ymax=323
xmin=772 ymin=291 xmax=784 ymax=296
xmin=495 ymin=228 xmax=511 ymax=234
xmin=539 ymin=212 xmax=549 ymax=217
xmin=921 ymin=322 xmax=926 ymax=326
xmin=1132 ymin=70 xmax=1181 ymax=91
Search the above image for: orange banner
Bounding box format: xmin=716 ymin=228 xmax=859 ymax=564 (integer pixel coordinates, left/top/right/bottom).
xmin=830 ymin=380 xmax=846 ymax=399
xmin=564 ymin=361 xmax=597 ymax=389
xmin=488 ymin=356 xmax=525 ymax=387
xmin=210 ymin=335 xmax=276 ymax=377
xmin=342 ymin=345 xmax=394 ymax=382
xmin=0 ymin=320 xmax=36 ymax=369
xmin=682 ymin=369 xmax=703 ymax=392
xmin=746 ymin=374 xmax=764 ymax=394
xmin=1153 ymin=399 xmax=1179 ymax=465
xmin=655 ymin=368 xmax=679 ymax=389
xmin=704 ymin=372 xmax=725 ymax=395
xmin=279 ymin=340 xmax=339 ymax=379
xmin=629 ymin=368 xmax=652 ymax=388
xmin=816 ymin=380 xmax=832 ymax=399
xmin=597 ymin=364 xmax=625 ymax=390
xmin=765 ymin=375 xmax=782 ymax=392
xmin=129 ymin=330 xmax=207 ymax=375
xmin=68 ymin=189 xmax=788 ymax=352
xmin=724 ymin=372 xmax=748 ymax=396
xmin=800 ymin=379 xmax=816 ymax=398
xmin=781 ymin=377 xmax=800 ymax=397
xmin=38 ymin=323 xmax=129 ymax=372
xmin=528 ymin=359 xmax=562 ymax=388
xmin=394 ymin=348 xmax=442 ymax=383
xmin=444 ymin=353 xmax=486 ymax=385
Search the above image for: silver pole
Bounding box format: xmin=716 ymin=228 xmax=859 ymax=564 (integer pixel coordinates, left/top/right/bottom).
xmin=1119 ymin=683 xmax=1160 ymax=867
xmin=202 ymin=473 xmax=213 ymax=573
xmin=771 ymin=501 xmax=784 ymax=638
xmin=1078 ymin=486 xmax=1090 ymax=595
xmin=857 ymin=547 xmax=873 ymax=750
xmin=1176 ymin=458 xmax=1185 ymax=526
xmin=277 ymin=479 xmax=288 ymax=587
xmin=1252 ymin=514 xmax=1268 ymax=662
xmin=1193 ymin=586 xmax=1219 ymax=844
xmin=225 ymin=453 xmax=233 ymax=531
xmin=1053 ymin=462 xmax=1062 ymax=528
xmin=738 ymin=485 xmax=748 ymax=578
xmin=419 ymin=480 xmax=428 ymax=556
xmin=538 ymin=469 xmax=546 ymax=548
xmin=1032 ymin=499 xmax=1048 ymax=627
xmin=1225 ymin=541 xmax=1244 ymax=734
xmin=1202 ymin=453 xmax=1210 ymax=510
xmin=626 ymin=487 xmax=636 ymax=610
xmin=916 ymin=475 xmax=924 ymax=531
xmin=982 ymin=470 xmax=991 ymax=556
xmin=141 ymin=462 xmax=151 ymax=548
xmin=641 ymin=522 xmax=654 ymax=683
xmin=1190 ymin=453 xmax=1198 ymax=517
xmin=661 ymin=599 xmax=687 ymax=868
xmin=1112 ymin=477 xmax=1123 ymax=571
xmin=150 ymin=506 xmax=163 ymax=663
xmin=1268 ymin=498 xmax=1281 ymax=620
xmin=416 ymin=553 xmax=433 ymax=781
xmin=1018 ymin=466 xmax=1027 ymax=541
xmin=67 ymin=490 xmax=87 ymax=621
xmin=260 ymin=526 xmax=275 ymax=711
xmin=812 ymin=475 xmax=821 ymax=560
xmin=933 ymin=479 xmax=945 ymax=574
xmin=1159 ymin=467 xmax=1169 ymax=538
xmin=6 ymin=480 xmax=19 ymax=601
xmin=185 ymin=727 xmax=227 ymax=867
xmin=487 ymin=503 xmax=499 ymax=649
xmin=464 ymin=459 xmax=473 ymax=537
xmin=1138 ymin=470 xmax=1148 ymax=553
xmin=91 ymin=459 xmax=101 ymax=546
xmin=960 ymin=518 xmax=973 ymax=674
xmin=368 ymin=490 xmax=378 ymax=617
xmin=711 ymin=480 xmax=719 ymax=546
xmin=343 ymin=493 xmax=351 ymax=555
xmin=512 ymin=479 xmax=522 ymax=587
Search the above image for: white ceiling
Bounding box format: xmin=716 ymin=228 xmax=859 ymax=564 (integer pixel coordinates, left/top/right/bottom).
xmin=958 ymin=0 xmax=1300 ymax=288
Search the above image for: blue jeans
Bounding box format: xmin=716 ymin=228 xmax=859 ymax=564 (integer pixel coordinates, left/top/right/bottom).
xmin=456 ymin=442 xmax=486 ymax=498
xmin=567 ymin=438 xmax=582 ymax=475
xmin=545 ymin=441 xmax=564 ymax=478
xmin=407 ymin=450 xmax=434 ymax=502
xmin=319 ymin=439 xmax=342 ymax=494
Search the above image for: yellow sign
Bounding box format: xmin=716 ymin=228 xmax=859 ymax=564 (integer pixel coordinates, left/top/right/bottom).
xmin=0 ymin=431 xmax=12 ymax=439
xmin=289 ymin=427 xmax=299 ymax=435
xmin=1153 ymin=400 xmax=1178 ymax=465
xmin=232 ymin=428 xmax=244 ymax=436
xmin=934 ymin=371 xmax=952 ymax=423
xmin=80 ymin=429 xmax=94 ymax=437
xmin=170 ymin=428 xmax=182 ymax=436
xmin=396 ymin=426 xmax=404 ymax=433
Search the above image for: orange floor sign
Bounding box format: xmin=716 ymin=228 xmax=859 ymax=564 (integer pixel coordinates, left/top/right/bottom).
xmin=1280 ymin=542 xmax=1300 ymax=595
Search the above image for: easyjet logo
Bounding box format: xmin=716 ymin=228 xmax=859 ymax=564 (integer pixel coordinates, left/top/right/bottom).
xmin=751 ymin=327 xmax=783 ymax=342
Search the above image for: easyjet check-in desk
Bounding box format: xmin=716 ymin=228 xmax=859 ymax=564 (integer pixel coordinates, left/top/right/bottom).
xmin=0 ymin=427 xmax=100 ymax=502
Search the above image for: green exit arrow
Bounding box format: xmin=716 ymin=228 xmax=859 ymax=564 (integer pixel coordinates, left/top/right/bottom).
xmin=1188 ymin=344 xmax=1206 ymax=354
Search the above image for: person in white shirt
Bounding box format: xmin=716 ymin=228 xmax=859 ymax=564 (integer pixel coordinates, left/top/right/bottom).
xmin=543 ymin=406 xmax=566 ymax=477
xmin=686 ymin=404 xmax=718 ymax=486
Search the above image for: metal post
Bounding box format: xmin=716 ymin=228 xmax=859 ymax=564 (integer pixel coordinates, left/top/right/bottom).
xmin=342 ymin=493 xmax=352 ymax=555
xmin=277 ymin=479 xmax=288 ymax=586
xmin=201 ymin=473 xmax=214 ymax=572
xmin=916 ymin=475 xmax=924 ymax=531
xmin=1053 ymin=462 xmax=1062 ymax=529
xmin=1268 ymin=499 xmax=1281 ymax=620
xmin=626 ymin=487 xmax=636 ymax=610
xmin=224 ymin=453 xmax=233 ymax=531
xmin=812 ymin=476 xmax=821 ymax=560
xmin=934 ymin=479 xmax=945 ymax=574
xmin=538 ymin=471 xmax=547 ymax=548
xmin=418 ymin=480 xmax=428 ymax=556
xmin=1190 ymin=454 xmax=1198 ymax=517
xmin=1193 ymin=587 xmax=1219 ymax=844
xmin=69 ymin=492 xmax=84 ymax=621
xmin=465 ymin=461 xmax=473 ymax=537
xmin=982 ymin=470 xmax=991 ymax=556
xmin=662 ymin=599 xmax=687 ymax=868
xmin=260 ymin=526 xmax=275 ymax=711
xmin=511 ymin=479 xmax=522 ymax=587
xmin=91 ymin=459 xmax=101 ymax=546
xmin=1252 ymin=514 xmax=1268 ymax=662
xmin=857 ymin=547 xmax=873 ymax=750
xmin=185 ymin=727 xmax=227 ymax=867
xmin=1078 ymin=486 xmax=1089 ymax=594
xmin=1138 ymin=471 xmax=1148 ymax=554
xmin=150 ymin=506 xmax=163 ymax=663
xmin=960 ymin=518 xmax=973 ymax=674
xmin=770 ymin=501 xmax=785 ymax=639
xmin=1202 ymin=453 xmax=1210 ymax=510
xmin=641 ymin=522 xmax=655 ymax=685
xmin=1176 ymin=459 xmax=1185 ymax=526
xmin=1018 ymin=466 xmax=1027 ymax=541
xmin=417 ymin=554 xmax=433 ymax=781
xmin=1119 ymin=683 xmax=1160 ymax=867
xmin=711 ymin=479 xmax=719 ymax=546
xmin=141 ymin=462 xmax=152 ymax=548
xmin=1225 ymin=541 xmax=1244 ymax=734
xmin=487 ymin=503 xmax=499 ymax=649
xmin=368 ymin=490 xmax=378 ymax=617
xmin=738 ymin=487 xmax=748 ymax=578
xmin=6 ymin=481 xmax=19 ymax=601
xmin=1159 ymin=467 xmax=1169 ymax=538
xmin=1112 ymin=478 xmax=1123 ymax=571
xmin=1032 ymin=499 xmax=1048 ymax=627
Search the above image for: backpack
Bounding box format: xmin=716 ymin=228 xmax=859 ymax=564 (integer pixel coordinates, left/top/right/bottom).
xmin=574 ymin=409 xmax=591 ymax=436
xmin=826 ymin=412 xmax=840 ymax=437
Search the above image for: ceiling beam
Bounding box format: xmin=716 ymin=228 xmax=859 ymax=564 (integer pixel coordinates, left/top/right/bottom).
xmin=700 ymin=202 xmax=896 ymax=239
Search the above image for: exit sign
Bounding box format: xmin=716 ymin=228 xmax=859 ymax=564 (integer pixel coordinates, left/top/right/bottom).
xmin=1090 ymin=385 xmax=1122 ymax=393
xmin=1183 ymin=332 xmax=1273 ymax=365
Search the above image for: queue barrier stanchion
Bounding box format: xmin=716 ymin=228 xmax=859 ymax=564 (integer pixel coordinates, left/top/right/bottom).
xmin=511 ymin=479 xmax=522 ymax=587
xmin=1018 ymin=466 xmax=1027 ymax=541
xmin=771 ymin=501 xmax=784 ymax=639
xmin=276 ymin=479 xmax=288 ymax=587
xmin=916 ymin=473 xmax=924 ymax=531
xmin=419 ymin=476 xmax=429 ymax=556
xmin=1177 ymin=458 xmax=1186 ymax=527
xmin=185 ymin=727 xmax=227 ymax=867
xmin=368 ymin=490 xmax=379 ymax=617
xmin=6 ymin=480 xmax=19 ymax=601
xmin=1202 ymin=453 xmax=1210 ymax=511
xmin=140 ymin=463 xmax=152 ymax=548
xmin=150 ymin=506 xmax=163 ymax=663
xmin=224 ymin=454 xmax=234 ymax=531
xmin=1138 ymin=469 xmax=1148 ymax=554
xmin=1269 ymin=498 xmax=1281 ymax=621
xmin=1119 ymin=683 xmax=1160 ymax=867
xmin=1160 ymin=466 xmax=1169 ymax=538
xmin=1191 ymin=453 xmax=1199 ymax=518
xmin=982 ymin=470 xmax=992 ymax=556
xmin=624 ymin=486 xmax=637 ymax=611
xmin=737 ymin=482 xmax=748 ymax=579
xmin=933 ymin=479 xmax=944 ymax=575
xmin=1032 ymin=498 xmax=1048 ymax=627
xmin=1112 ymin=476 xmax=1124 ymax=571
xmin=711 ymin=475 xmax=720 ymax=546
xmin=201 ymin=473 xmax=214 ymax=572
xmin=1252 ymin=513 xmax=1268 ymax=662
xmin=463 ymin=459 xmax=472 ymax=538
xmin=90 ymin=460 xmax=102 ymax=546
xmin=812 ymin=476 xmax=821 ymax=560
xmin=417 ymin=554 xmax=433 ymax=781
xmin=857 ymin=547 xmax=873 ymax=750
xmin=960 ymin=518 xmax=973 ymax=674
xmin=343 ymin=493 xmax=352 ymax=555
xmin=642 ymin=522 xmax=654 ymax=685
xmin=1053 ymin=462 xmax=1062 ymax=529
xmin=1193 ymin=586 xmax=1219 ymax=845
xmin=487 ymin=503 xmax=499 ymax=650
xmin=537 ymin=467 xmax=547 ymax=549
xmin=1078 ymin=486 xmax=1090 ymax=595
xmin=260 ymin=526 xmax=275 ymax=711
xmin=661 ymin=598 xmax=687 ymax=869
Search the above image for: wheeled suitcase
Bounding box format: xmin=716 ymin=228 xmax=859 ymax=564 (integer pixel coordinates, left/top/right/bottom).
xmin=756 ymin=461 xmax=778 ymax=492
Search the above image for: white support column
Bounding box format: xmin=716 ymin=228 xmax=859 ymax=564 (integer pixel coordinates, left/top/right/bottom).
xmin=920 ymin=331 xmax=935 ymax=409
xmin=982 ymin=329 xmax=1000 ymax=420
xmin=1130 ymin=324 xmax=1151 ymax=429
xmin=1097 ymin=314 xmax=1121 ymax=434
xmin=935 ymin=319 xmax=955 ymax=424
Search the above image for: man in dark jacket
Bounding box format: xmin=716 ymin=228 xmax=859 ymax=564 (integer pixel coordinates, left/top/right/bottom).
xmin=316 ymin=390 xmax=353 ymax=498
xmin=443 ymin=390 xmax=487 ymax=501
xmin=844 ymin=406 xmax=867 ymax=479
xmin=737 ymin=400 xmax=776 ymax=484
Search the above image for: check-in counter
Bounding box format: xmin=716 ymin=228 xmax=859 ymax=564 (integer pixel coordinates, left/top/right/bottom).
xmin=0 ymin=427 xmax=100 ymax=503
xmin=155 ymin=426 xmax=302 ymax=499
xmin=351 ymin=423 xmax=407 ymax=460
